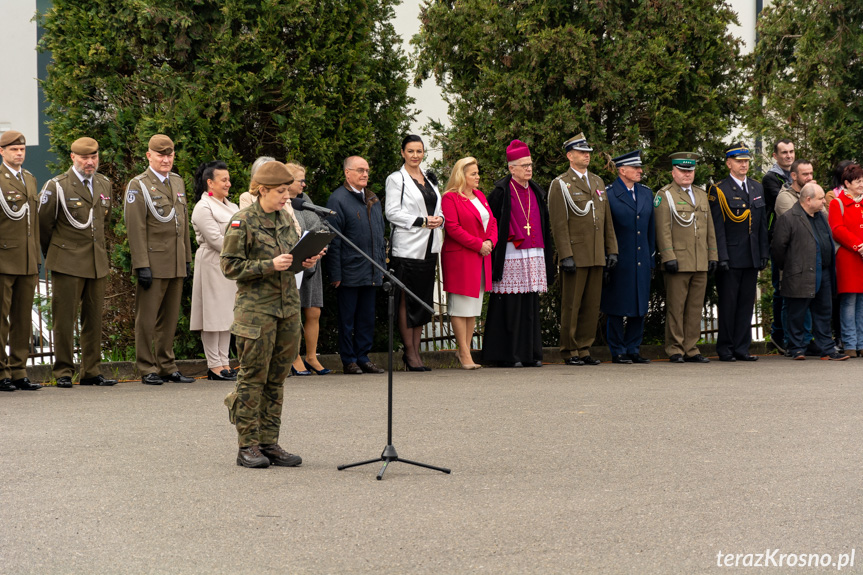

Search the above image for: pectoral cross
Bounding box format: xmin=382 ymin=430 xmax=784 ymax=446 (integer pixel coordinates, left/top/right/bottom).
xmin=524 ymin=221 xmax=532 ymax=236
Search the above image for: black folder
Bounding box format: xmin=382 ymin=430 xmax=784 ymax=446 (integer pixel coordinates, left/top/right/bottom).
xmin=288 ymin=230 xmax=335 ymax=272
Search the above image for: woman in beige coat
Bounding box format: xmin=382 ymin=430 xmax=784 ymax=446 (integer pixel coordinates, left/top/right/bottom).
xmin=191 ymin=161 xmax=239 ymax=380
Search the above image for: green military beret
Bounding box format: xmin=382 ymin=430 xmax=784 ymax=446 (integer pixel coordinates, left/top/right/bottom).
xmin=148 ymin=134 xmax=174 ymax=155
xmin=255 ymin=161 xmax=294 ymax=186
xmin=71 ymin=137 xmax=99 ymax=155
xmin=0 ymin=130 xmax=26 ymax=147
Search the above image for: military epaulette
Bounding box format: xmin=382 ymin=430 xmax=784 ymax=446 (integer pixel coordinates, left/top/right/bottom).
xmin=658 ymin=183 xmax=672 ymax=193
xmin=605 ymin=184 xmax=613 ymax=191
xmin=693 ymin=184 xmax=706 ymax=193
xmin=97 ymin=174 xmax=110 ymax=182
xmin=640 ymin=184 xmax=653 ymax=192
xmin=50 ymin=174 xmax=65 ymax=183
xmin=134 ymin=174 xmax=146 ymax=181
xmin=23 ymin=169 xmax=32 ymax=176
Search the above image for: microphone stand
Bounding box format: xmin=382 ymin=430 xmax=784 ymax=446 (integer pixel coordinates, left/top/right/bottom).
xmin=320 ymin=218 xmax=451 ymax=480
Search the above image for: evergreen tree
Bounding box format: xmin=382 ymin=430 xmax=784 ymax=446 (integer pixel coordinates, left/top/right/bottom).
xmin=415 ymin=0 xmax=745 ymax=189
xmin=415 ymin=0 xmax=745 ymax=345
xmin=38 ymin=0 xmax=412 ymax=357
xmin=745 ymin=0 xmax=863 ymax=177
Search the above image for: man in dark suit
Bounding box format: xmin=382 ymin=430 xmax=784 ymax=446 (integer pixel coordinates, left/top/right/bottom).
xmin=600 ymin=150 xmax=655 ymax=364
xmin=708 ymin=143 xmax=769 ymax=361
xmin=39 ymin=137 xmax=117 ymax=388
xmin=0 ymin=130 xmax=42 ymax=391
xmin=325 ymin=156 xmax=386 ymax=375
xmin=762 ymin=139 xmax=795 ymax=352
xmin=771 ymin=183 xmax=847 ymax=361
xmin=124 ymin=134 xmax=194 ymax=385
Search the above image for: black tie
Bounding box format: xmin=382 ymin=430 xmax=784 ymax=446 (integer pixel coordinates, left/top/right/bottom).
xmin=742 ymin=180 xmax=748 ymax=198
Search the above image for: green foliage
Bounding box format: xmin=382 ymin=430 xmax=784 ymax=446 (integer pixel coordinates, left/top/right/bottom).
xmin=744 ymin=0 xmax=863 ymax=179
xmin=415 ymin=0 xmax=745 ymax=189
xmin=415 ymin=0 xmax=744 ymax=345
xmin=38 ymin=0 xmax=412 ymax=357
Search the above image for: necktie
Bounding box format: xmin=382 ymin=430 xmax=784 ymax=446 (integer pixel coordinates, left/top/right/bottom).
xmin=83 ymin=179 xmax=92 ymax=197
xmin=685 ymin=188 xmax=695 ymax=205
xmin=742 ymin=180 xmax=748 ymax=198
xmin=629 ymin=188 xmax=636 ymax=202
xmin=17 ymin=172 xmax=25 ymax=186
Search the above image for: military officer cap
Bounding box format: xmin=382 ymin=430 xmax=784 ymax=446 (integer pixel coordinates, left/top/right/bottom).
xmin=0 ymin=130 xmax=26 ymax=148
xmin=724 ymin=142 xmax=752 ymax=160
xmin=255 ymin=161 xmax=294 ymax=186
xmin=71 ymin=137 xmax=99 ymax=155
xmin=670 ymin=151 xmax=699 ymax=171
xmin=563 ymin=132 xmax=592 ymax=152
xmin=612 ymin=149 xmax=642 ymax=167
xmin=148 ymin=134 xmax=174 ymax=155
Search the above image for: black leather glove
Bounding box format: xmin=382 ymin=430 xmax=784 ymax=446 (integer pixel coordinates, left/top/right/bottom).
xmin=664 ymin=260 xmax=678 ymax=274
xmin=560 ymin=256 xmax=576 ymax=274
xmin=606 ymin=253 xmax=618 ymax=270
xmin=718 ymin=260 xmax=730 ymax=273
xmin=137 ymin=267 xmax=153 ymax=290
xmin=759 ymin=258 xmax=769 ymax=271
xmin=708 ymin=260 xmax=717 ymax=275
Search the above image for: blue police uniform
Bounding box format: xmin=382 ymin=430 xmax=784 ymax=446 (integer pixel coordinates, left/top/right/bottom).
xmin=600 ymin=151 xmax=655 ymax=361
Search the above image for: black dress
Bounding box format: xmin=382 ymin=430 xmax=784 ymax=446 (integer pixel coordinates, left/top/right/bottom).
xmin=392 ymin=177 xmax=438 ymax=328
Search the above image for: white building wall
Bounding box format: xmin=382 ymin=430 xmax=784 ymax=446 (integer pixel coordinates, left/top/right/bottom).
xmin=1 ymin=0 xmax=39 ymax=144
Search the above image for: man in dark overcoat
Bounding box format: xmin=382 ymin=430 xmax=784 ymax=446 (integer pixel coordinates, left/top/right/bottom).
xmin=771 ymin=183 xmax=847 ymax=361
xmin=600 ymin=150 xmax=655 ymax=364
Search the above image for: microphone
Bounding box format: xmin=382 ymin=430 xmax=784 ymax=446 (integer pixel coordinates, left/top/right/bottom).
xmin=290 ymin=197 xmax=336 ymax=217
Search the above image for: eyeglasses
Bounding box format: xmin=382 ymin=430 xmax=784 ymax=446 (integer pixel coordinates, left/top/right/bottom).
xmin=298 ymin=179 xmax=306 ymax=184
xmin=348 ymin=168 xmax=371 ymax=175
xmin=513 ymin=163 xmax=533 ymax=169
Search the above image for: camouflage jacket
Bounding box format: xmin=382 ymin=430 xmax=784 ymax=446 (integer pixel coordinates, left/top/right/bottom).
xmin=220 ymin=199 xmax=300 ymax=319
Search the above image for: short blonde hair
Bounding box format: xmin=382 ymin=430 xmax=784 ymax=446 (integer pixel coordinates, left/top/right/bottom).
xmin=444 ymin=157 xmax=478 ymax=195
xmin=285 ymin=161 xmax=306 ymax=179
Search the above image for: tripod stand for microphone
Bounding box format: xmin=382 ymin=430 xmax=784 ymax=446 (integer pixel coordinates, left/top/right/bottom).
xmin=322 ymin=219 xmax=451 ymax=480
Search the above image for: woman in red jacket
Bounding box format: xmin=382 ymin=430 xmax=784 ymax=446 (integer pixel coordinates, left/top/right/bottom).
xmin=828 ymin=163 xmax=863 ymax=355
xmin=441 ymin=157 xmax=498 ymax=369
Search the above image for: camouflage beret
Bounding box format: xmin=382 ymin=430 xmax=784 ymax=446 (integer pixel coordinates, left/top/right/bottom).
xmin=255 ymin=161 xmax=294 ymax=186
xmin=71 ymin=137 xmax=99 ymax=155
xmin=148 ymin=134 xmax=174 ymax=155
xmin=0 ymin=130 xmax=25 ymax=147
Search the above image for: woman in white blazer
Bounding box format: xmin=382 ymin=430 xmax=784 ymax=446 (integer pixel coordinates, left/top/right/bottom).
xmin=384 ymin=135 xmax=444 ymax=371
xmin=190 ymin=161 xmax=239 ymax=380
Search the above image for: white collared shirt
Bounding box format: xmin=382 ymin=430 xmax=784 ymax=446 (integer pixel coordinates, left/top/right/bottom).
xmin=730 ymin=174 xmax=747 ymax=193
xmin=4 ymin=162 xmax=23 ymax=182
xmin=149 ymin=166 xmax=170 ymax=185
xmin=570 ymin=167 xmax=588 ymax=181
xmin=72 ymin=166 xmax=93 ymax=197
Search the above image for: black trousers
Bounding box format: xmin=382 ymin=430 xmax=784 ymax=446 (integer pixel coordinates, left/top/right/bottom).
xmin=785 ymin=271 xmax=834 ymax=356
xmin=716 ymin=267 xmax=758 ymax=358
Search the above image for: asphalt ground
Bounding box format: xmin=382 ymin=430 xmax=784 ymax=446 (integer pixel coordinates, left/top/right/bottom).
xmin=2 ymin=355 xmax=862 ymax=575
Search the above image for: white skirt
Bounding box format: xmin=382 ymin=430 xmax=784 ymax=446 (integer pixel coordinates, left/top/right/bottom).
xmin=448 ymin=269 xmax=485 ymax=317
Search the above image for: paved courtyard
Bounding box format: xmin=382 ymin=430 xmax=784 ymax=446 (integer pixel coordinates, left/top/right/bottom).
xmin=2 ymin=356 xmax=862 ymax=574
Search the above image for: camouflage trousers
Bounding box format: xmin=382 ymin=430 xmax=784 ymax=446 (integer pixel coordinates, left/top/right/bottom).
xmin=224 ymin=310 xmax=301 ymax=448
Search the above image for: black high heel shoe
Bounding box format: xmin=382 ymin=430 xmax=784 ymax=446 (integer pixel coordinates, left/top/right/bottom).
xmin=302 ymin=358 xmax=332 ymax=375
xmin=291 ymin=366 xmax=312 ymax=376
xmin=402 ymin=353 xmax=426 ymax=372
xmin=207 ymin=369 xmax=235 ymax=381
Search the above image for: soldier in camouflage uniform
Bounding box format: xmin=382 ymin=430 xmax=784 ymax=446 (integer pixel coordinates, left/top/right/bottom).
xmin=221 ymin=161 xmax=323 ymax=469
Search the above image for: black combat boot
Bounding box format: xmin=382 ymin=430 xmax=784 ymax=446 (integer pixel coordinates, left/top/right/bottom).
xmin=259 ymin=444 xmax=302 ymax=467
xmin=236 ymin=446 xmax=270 ymax=468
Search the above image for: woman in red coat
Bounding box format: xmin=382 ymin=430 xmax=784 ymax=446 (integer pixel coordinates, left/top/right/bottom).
xmin=441 ymin=157 xmax=498 ymax=369
xmin=828 ymin=163 xmax=863 ymax=355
